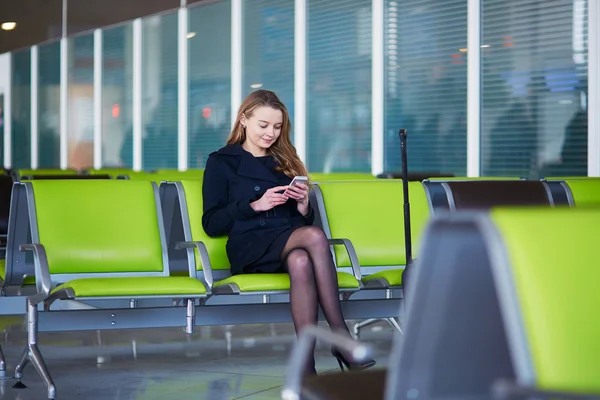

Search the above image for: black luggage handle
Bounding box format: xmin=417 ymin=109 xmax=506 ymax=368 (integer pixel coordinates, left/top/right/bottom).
xmin=399 ymin=128 xmax=412 ymax=266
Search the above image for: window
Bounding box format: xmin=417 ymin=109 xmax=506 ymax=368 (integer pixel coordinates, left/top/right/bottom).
xmin=384 ymin=0 xmax=468 ymax=176
xmin=102 ymin=24 xmax=134 ymax=168
xmin=243 ymin=0 xmax=295 ymax=128
xmin=11 ymin=49 xmax=31 ymax=169
xmin=188 ymin=0 xmax=232 ymax=169
xmin=481 ymin=0 xmax=588 ymax=177
xmin=67 ymin=33 xmax=95 ymax=169
xmin=142 ymin=12 xmax=179 ymax=171
xmin=307 ymin=0 xmax=372 ymax=173
xmin=38 ymin=41 xmax=61 ymax=168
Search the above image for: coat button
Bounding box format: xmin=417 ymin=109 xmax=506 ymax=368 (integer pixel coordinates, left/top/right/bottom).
xmin=254 ymin=186 xmax=260 ymax=191
xmin=259 ymin=220 xmax=266 ymax=226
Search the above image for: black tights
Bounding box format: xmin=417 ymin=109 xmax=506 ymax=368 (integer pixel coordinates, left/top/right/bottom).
xmin=281 ymin=226 xmax=353 ymax=374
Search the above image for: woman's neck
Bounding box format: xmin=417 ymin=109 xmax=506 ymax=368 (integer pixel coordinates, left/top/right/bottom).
xmin=242 ymin=142 xmax=268 ymax=157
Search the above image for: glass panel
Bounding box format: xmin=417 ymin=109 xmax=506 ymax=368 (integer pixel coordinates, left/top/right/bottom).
xmin=142 ymin=12 xmax=179 ymax=171
xmin=38 ymin=41 xmax=61 ymax=168
xmin=67 ymin=34 xmax=94 ymax=169
xmin=188 ymin=1 xmax=232 ymax=169
xmin=102 ymin=24 xmax=134 ymax=168
xmin=384 ymin=0 xmax=468 ymax=176
xmin=481 ymin=0 xmax=588 ymax=177
xmin=307 ymin=0 xmax=372 ymax=173
xmin=11 ymin=49 xmax=31 ymax=169
xmin=243 ymin=0 xmax=295 ymax=129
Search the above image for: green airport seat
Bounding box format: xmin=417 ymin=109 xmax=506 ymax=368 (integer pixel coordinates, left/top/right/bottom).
xmin=161 ymin=180 xmax=361 ymax=294
xmin=309 ymin=172 xmax=377 ymax=182
xmin=284 ymin=206 xmax=600 ymax=400
xmin=23 ymin=180 xmax=206 ymax=302
xmin=313 ymin=180 xmax=431 ymax=290
xmin=388 ymin=206 xmax=600 ymax=399
xmin=14 ymin=180 xmax=207 ymax=399
xmin=563 ymin=179 xmax=600 ymax=206
xmin=489 ymin=206 xmax=600 ymax=396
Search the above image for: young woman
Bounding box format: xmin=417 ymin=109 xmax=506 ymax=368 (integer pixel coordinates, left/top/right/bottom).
xmin=202 ymin=90 xmax=376 ymax=376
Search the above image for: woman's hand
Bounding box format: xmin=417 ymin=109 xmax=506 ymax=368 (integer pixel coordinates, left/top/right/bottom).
xmin=285 ymin=182 xmax=310 ymax=216
xmin=250 ymin=186 xmax=290 ymax=212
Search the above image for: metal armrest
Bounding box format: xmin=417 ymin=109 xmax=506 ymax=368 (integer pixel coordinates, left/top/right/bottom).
xmin=492 ymin=380 xmax=600 ymax=400
xmin=19 ymin=244 xmax=52 ymax=305
xmin=328 ymin=238 xmax=362 ymax=281
xmin=175 ymin=241 xmax=214 ymax=289
xmin=281 ymin=325 xmax=373 ymax=400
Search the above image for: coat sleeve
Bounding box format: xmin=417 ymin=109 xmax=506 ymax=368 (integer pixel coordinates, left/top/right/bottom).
xmin=201 ymin=155 xmax=259 ymax=237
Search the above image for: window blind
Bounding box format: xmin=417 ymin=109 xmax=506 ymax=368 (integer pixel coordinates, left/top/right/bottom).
xmin=307 ymin=0 xmax=372 ymax=173
xmin=187 ymin=0 xmax=232 ymax=169
xmin=142 ymin=12 xmax=179 ymax=171
xmin=384 ymin=0 xmax=468 ymax=176
xmin=481 ymin=0 xmax=588 ymax=177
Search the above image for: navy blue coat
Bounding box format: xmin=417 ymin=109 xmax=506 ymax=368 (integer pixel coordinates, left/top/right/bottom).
xmin=202 ymin=143 xmax=315 ymax=275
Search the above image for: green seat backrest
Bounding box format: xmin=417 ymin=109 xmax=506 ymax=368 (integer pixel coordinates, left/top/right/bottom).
xmin=428 ymin=176 xmax=522 ymax=181
xmin=179 ymin=180 xmax=230 ymax=271
xmin=19 ymin=169 xmax=77 ymax=177
xmin=565 ymin=180 xmax=600 ymax=206
xmin=155 ymin=168 xmax=204 ymax=176
xmin=122 ymin=171 xmax=158 ymax=180
xmin=309 ymin=172 xmax=376 ymax=182
xmin=316 ymin=181 xmax=430 ymax=267
xmin=545 ymin=176 xmax=600 ymax=180
xmin=490 ymin=207 xmax=600 ymax=392
xmin=29 ymin=180 xmax=165 ymax=275
xmin=88 ymin=168 xmax=135 ymax=177
xmin=130 ymin=172 xmax=203 ymax=184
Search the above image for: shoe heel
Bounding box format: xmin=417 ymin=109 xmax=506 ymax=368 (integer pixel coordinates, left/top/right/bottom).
xmin=336 ymin=358 xmax=346 ymax=372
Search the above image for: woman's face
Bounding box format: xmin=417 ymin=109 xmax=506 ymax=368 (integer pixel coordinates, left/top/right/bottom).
xmin=241 ymin=106 xmax=283 ymax=153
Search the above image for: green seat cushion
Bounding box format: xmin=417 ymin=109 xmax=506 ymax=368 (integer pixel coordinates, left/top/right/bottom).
xmin=213 ymin=272 xmax=359 ymax=292
xmin=361 ymin=269 xmax=403 ymax=287
xmin=51 ymin=276 xmax=206 ymax=297
xmin=491 ymin=207 xmax=600 ymax=392
xmin=0 ymin=259 xmax=36 ymax=285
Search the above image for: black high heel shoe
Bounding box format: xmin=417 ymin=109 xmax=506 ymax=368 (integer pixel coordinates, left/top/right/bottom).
xmin=331 ymin=348 xmax=376 ymax=372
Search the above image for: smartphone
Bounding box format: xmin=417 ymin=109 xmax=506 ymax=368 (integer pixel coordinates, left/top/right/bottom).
xmin=283 ymin=176 xmax=309 ymax=196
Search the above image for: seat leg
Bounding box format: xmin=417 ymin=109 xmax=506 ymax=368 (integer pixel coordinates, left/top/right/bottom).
xmin=352 ymin=318 xmax=381 ymax=339
xmin=0 ymin=343 xmax=13 ymax=380
xmin=13 ymin=299 xmax=56 ymax=399
xmin=385 ymin=317 xmax=403 ymax=334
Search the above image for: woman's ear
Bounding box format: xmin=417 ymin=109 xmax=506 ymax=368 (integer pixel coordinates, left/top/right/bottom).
xmin=240 ymin=113 xmax=247 ymax=127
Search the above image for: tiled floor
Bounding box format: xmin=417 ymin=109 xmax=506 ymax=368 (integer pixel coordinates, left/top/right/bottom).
xmin=0 ymin=317 xmax=396 ymax=399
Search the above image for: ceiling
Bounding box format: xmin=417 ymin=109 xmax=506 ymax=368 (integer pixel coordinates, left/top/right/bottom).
xmin=0 ymin=0 xmax=211 ymax=54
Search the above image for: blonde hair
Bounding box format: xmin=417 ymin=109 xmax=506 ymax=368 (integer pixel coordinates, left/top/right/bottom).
xmin=227 ymin=90 xmax=309 ymax=179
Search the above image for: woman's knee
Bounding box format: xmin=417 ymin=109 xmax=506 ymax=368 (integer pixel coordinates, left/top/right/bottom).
xmin=286 ymin=249 xmax=313 ymax=280
xmin=297 ymin=226 xmax=329 ymax=250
